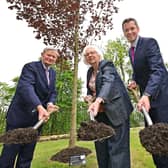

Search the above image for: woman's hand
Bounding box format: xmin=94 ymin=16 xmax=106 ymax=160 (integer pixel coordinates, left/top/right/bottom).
xmin=87 ymin=98 xmax=103 ymax=117
xmin=88 ymin=101 xmax=100 ymax=117
xmin=127 ymin=80 xmax=137 ymax=90
xmin=83 ymin=95 xmax=95 ymax=104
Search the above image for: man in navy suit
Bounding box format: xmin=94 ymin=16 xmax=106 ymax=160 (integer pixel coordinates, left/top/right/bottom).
xmin=122 ymin=18 xmax=168 ymax=168
xmin=0 ymin=47 xmax=59 ymax=168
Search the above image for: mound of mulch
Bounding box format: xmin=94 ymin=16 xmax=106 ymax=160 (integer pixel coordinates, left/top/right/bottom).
xmin=139 ymin=123 xmax=168 ymax=155
xmin=77 ymin=120 xmax=115 ymax=141
xmin=50 ymin=146 xmax=92 ymax=163
xmin=0 ymin=127 xmax=38 ymax=144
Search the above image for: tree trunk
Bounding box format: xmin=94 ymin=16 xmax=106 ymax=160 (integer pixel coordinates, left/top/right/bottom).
xmin=69 ymin=10 xmax=79 ymax=148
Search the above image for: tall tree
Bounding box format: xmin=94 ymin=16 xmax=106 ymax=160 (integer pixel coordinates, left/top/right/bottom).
xmin=104 ymin=37 xmax=144 ymax=127
xmin=104 ymin=36 xmax=131 ymax=82
xmin=6 ymin=0 xmax=121 ymax=148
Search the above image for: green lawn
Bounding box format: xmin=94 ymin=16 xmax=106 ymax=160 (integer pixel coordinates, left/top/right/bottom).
xmin=130 ymin=127 xmax=154 ymax=168
xmin=0 ymin=127 xmax=155 ymax=168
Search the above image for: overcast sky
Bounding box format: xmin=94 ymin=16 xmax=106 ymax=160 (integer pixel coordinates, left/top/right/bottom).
xmin=0 ymin=0 xmax=168 ymax=84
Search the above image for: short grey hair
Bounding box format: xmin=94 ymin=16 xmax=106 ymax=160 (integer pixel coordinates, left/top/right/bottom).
xmin=41 ymin=47 xmax=59 ymax=57
xmin=82 ymin=45 xmax=104 ymax=65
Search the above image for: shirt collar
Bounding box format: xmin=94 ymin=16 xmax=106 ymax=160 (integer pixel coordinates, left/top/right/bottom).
xmin=131 ymin=35 xmax=139 ymax=49
xmin=42 ymin=61 xmax=50 ymax=71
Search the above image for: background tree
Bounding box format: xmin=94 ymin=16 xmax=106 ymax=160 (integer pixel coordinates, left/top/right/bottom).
xmin=0 ymin=78 xmax=18 ymax=132
xmin=104 ymin=36 xmax=131 ymax=82
xmin=6 ymin=0 xmax=121 ymax=149
xmin=42 ymin=61 xmax=88 ymax=135
xmin=104 ymin=37 xmax=144 ymax=127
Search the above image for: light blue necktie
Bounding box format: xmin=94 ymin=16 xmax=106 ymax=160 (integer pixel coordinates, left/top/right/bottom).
xmin=45 ymin=69 xmax=50 ymax=85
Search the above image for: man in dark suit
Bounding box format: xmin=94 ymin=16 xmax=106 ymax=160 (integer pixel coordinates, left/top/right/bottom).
xmin=122 ymin=17 xmax=168 ymax=168
xmin=0 ymin=47 xmax=59 ymax=168
xmin=82 ymin=45 xmax=133 ymax=168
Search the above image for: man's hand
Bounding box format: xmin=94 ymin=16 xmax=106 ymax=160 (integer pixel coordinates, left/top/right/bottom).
xmin=47 ymin=103 xmax=59 ymax=113
xmin=37 ymin=105 xmax=50 ymax=121
xmin=137 ymin=95 xmax=151 ymax=112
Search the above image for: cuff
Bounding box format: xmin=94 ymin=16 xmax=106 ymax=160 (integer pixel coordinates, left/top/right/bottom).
xmin=95 ymin=97 xmax=104 ymax=104
xmin=143 ymin=92 xmax=151 ymax=97
xmin=47 ymin=102 xmax=54 ymax=106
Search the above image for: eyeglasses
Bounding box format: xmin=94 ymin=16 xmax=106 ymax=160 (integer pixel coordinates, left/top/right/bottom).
xmin=84 ymin=51 xmax=97 ymax=57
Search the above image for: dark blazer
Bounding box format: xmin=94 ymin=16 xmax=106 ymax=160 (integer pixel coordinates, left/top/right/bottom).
xmin=87 ymin=60 xmax=133 ymax=126
xmin=129 ymin=37 xmax=168 ymax=122
xmin=6 ymin=61 xmax=57 ymax=128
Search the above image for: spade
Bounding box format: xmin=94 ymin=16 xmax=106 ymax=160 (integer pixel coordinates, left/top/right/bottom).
xmin=0 ymin=105 xmax=59 ymax=144
xmin=77 ymin=98 xmax=116 ymax=141
xmin=131 ymin=88 xmax=168 ymax=155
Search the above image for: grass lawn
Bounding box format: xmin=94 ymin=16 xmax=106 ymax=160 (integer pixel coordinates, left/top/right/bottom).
xmin=130 ymin=127 xmax=154 ymax=168
xmin=0 ymin=127 xmax=155 ymax=168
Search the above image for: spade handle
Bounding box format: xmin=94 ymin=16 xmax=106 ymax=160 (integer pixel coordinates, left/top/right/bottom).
xmin=33 ymin=105 xmax=59 ymax=129
xmin=33 ymin=119 xmax=45 ymax=129
xmin=86 ymin=98 xmax=95 ymax=121
xmin=130 ymin=89 xmax=153 ymax=126
xmin=89 ymin=111 xmax=95 ymax=121
xmin=141 ymin=106 xmax=153 ymax=126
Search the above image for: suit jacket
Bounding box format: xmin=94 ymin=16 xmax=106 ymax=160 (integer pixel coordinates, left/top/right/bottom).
xmin=129 ymin=37 xmax=168 ymax=122
xmin=87 ymin=60 xmax=133 ymax=126
xmin=6 ymin=61 xmax=57 ymax=128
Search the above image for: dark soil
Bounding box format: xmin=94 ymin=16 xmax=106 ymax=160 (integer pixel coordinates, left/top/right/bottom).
xmin=50 ymin=146 xmax=92 ymax=163
xmin=77 ymin=120 xmax=115 ymax=141
xmin=0 ymin=127 xmax=38 ymax=144
xmin=139 ymin=123 xmax=168 ymax=155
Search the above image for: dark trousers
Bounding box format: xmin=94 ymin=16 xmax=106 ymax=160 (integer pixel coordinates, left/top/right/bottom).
xmin=0 ymin=142 xmax=36 ymax=168
xmin=95 ymin=113 xmax=130 ymax=168
xmin=152 ymin=155 xmax=168 ymax=168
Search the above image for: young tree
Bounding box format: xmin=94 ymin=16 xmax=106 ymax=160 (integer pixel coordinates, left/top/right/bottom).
xmin=6 ymin=0 xmax=121 ymax=149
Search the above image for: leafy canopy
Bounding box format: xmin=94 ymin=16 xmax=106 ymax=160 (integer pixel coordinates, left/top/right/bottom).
xmin=7 ymin=0 xmax=121 ymax=57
